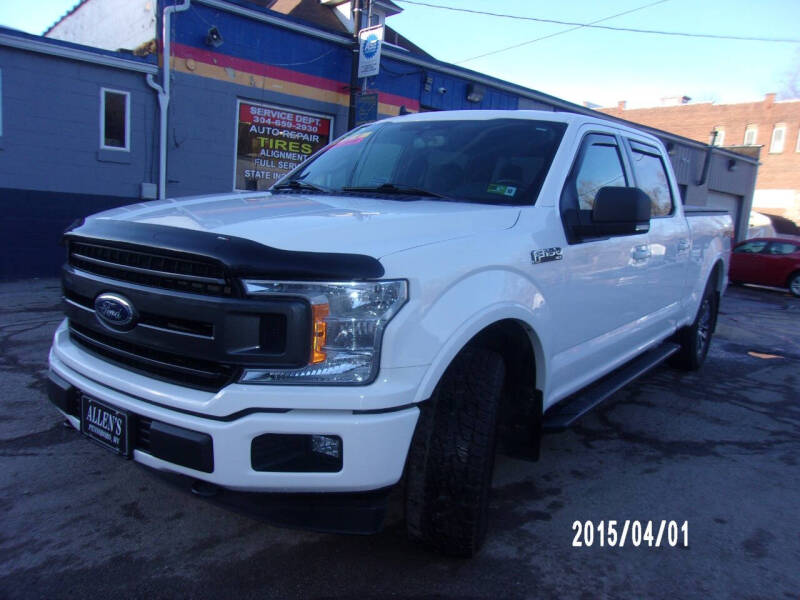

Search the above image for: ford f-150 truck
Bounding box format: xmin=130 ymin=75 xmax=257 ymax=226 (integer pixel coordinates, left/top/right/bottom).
xmin=48 ymin=110 xmax=733 ymax=556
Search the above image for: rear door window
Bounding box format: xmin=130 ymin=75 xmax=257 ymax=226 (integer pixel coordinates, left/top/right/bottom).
xmin=629 ymin=143 xmax=673 ymax=217
xmin=766 ymin=242 xmax=798 ymax=255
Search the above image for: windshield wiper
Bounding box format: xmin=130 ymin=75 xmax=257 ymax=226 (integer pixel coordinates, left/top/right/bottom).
xmin=272 ymin=180 xmax=330 ymax=193
xmin=342 ymin=183 xmax=451 ymax=199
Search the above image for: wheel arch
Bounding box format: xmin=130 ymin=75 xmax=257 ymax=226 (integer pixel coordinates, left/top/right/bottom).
xmin=785 ymin=269 xmax=800 ymax=288
xmin=707 ymin=259 xmax=725 ymax=332
xmin=414 ymin=312 xmax=546 ymax=460
xmin=414 ymin=308 xmax=545 ymax=404
xmin=711 ymin=258 xmax=726 ymax=293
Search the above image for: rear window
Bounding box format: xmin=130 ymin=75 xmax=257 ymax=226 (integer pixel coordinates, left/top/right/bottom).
xmin=767 ymin=242 xmax=798 ymax=255
xmin=734 ymin=241 xmax=768 ymax=253
xmin=283 ymin=118 xmax=567 ymax=206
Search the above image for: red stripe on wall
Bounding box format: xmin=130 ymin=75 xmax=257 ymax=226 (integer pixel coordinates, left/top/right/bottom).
xmin=172 ymin=43 xmax=419 ymax=110
xmin=378 ymin=91 xmax=420 ymax=112
xmin=173 ymin=43 xmax=345 ymax=93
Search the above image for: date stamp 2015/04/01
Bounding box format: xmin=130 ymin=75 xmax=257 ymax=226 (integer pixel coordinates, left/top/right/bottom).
xmin=572 ymin=520 xmax=688 ymax=548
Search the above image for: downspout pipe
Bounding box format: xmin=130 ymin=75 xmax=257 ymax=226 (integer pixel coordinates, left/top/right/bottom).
xmin=697 ymin=130 xmax=717 ymax=186
xmin=146 ymin=0 xmax=192 ymax=200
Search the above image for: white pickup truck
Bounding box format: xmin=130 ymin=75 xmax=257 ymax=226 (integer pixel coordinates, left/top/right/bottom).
xmin=48 ymin=110 xmax=733 ymax=555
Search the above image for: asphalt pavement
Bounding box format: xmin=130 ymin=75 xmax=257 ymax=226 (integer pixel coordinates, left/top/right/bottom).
xmin=1 ymin=279 xmax=798 ymax=599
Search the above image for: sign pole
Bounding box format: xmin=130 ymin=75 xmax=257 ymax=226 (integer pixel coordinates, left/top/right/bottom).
xmin=347 ymin=0 xmax=365 ymax=130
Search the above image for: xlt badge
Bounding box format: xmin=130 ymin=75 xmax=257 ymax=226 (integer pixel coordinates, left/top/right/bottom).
xmin=531 ymin=247 xmax=563 ymax=264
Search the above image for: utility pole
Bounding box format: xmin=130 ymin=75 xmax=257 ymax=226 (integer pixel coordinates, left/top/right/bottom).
xmin=347 ymin=0 xmax=365 ymax=130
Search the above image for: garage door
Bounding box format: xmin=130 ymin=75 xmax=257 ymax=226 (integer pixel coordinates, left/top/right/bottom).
xmin=706 ymin=191 xmax=743 ymax=241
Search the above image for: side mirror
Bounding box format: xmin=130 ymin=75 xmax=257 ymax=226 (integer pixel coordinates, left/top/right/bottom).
xmin=574 ymin=187 xmax=651 ymax=238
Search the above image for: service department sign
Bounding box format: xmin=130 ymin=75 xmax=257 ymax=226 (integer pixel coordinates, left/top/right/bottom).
xmin=234 ymin=100 xmax=333 ymax=191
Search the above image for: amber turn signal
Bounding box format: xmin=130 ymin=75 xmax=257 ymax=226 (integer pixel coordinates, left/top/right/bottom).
xmin=310 ymin=303 xmax=329 ymax=364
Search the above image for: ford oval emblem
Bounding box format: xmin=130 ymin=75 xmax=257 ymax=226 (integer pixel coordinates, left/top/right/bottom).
xmin=94 ymin=293 xmax=137 ymax=330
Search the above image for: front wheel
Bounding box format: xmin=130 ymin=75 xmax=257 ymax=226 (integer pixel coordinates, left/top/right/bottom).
xmin=670 ymin=282 xmax=718 ymax=371
xmin=404 ymin=347 xmax=505 ymax=556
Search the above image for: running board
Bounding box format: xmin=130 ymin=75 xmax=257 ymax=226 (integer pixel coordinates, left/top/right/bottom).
xmin=542 ymin=342 xmax=680 ymax=431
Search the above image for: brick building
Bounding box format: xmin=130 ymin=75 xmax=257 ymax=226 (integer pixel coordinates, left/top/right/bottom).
xmin=599 ymin=94 xmax=800 ymax=224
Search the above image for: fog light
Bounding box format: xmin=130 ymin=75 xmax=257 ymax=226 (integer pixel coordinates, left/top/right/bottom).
xmin=311 ymin=434 xmax=341 ymax=458
xmin=251 ymin=433 xmax=343 ymax=472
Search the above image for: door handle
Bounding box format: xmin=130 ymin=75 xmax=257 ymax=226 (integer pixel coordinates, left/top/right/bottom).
xmin=678 ymin=239 xmax=691 ymax=252
xmin=632 ymin=245 xmax=651 ymax=261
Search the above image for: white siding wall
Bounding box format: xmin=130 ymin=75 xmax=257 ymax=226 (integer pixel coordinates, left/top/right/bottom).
xmin=753 ymin=189 xmax=800 ymax=222
xmin=45 ymin=0 xmax=156 ymax=51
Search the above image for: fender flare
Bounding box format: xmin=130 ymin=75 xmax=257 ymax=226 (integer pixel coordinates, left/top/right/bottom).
xmin=413 ymin=302 xmax=547 ymax=404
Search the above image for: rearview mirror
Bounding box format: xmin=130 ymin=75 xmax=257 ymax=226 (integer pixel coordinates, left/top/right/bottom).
xmin=574 ymin=187 xmax=651 ymax=238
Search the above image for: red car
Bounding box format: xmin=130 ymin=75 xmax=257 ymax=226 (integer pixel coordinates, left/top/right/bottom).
xmin=729 ymin=237 xmax=800 ymax=297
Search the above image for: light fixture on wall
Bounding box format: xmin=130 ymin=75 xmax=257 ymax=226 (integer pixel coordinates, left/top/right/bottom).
xmin=727 ymin=158 xmax=737 ymax=172
xmin=205 ymin=26 xmax=224 ymax=48
xmin=466 ymin=83 xmax=485 ymax=103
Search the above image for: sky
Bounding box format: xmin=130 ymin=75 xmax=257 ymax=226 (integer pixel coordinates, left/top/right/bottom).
xmin=1 ymin=0 xmax=799 ymax=109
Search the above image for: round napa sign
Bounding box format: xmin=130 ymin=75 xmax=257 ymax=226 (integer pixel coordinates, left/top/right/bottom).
xmin=94 ymin=292 xmax=137 ymax=330
xmin=362 ymin=34 xmax=380 ymax=58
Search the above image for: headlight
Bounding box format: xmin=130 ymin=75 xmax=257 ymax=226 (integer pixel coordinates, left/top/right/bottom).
xmin=239 ymin=279 xmax=408 ymax=385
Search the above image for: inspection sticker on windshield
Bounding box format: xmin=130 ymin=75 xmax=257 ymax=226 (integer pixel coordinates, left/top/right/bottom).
xmin=487 ymin=183 xmax=517 ymax=197
xmin=335 ymin=131 xmax=373 ymax=147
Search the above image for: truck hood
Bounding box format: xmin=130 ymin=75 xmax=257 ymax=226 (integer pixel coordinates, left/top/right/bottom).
xmin=91 ymin=192 xmax=520 ymax=258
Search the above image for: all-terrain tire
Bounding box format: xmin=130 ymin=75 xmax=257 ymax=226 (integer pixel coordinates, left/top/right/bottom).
xmin=405 ymin=347 xmax=505 ymax=556
xmin=670 ymin=280 xmax=719 ymax=371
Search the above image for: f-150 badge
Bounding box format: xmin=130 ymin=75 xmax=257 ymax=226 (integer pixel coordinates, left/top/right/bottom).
xmin=531 ymin=247 xmax=563 ymax=264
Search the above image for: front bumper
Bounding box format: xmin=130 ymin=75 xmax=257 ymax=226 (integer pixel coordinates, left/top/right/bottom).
xmin=48 ymin=321 xmax=420 ymax=494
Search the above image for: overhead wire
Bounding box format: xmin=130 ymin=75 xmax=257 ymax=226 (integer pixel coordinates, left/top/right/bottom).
xmin=454 ymin=0 xmax=671 ymax=64
xmin=394 ymin=0 xmax=800 ymax=61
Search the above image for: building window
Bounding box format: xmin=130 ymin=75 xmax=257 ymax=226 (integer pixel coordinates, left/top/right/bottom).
xmin=769 ymin=123 xmax=786 ymax=154
xmin=710 ymin=126 xmax=725 ymax=146
xmin=100 ymin=88 xmax=130 ymax=150
xmin=743 ymin=124 xmax=758 ymax=146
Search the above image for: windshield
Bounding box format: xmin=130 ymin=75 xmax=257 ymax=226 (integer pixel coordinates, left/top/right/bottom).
xmin=275 ymin=118 xmax=567 ymax=205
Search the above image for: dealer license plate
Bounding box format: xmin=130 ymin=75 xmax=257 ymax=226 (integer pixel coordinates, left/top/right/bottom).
xmin=80 ymin=395 xmax=131 ymax=457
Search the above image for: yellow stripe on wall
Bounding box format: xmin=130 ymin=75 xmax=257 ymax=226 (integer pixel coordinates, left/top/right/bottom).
xmin=175 ymin=57 xmax=351 ymax=107
xmin=174 ymin=58 xmax=419 ymax=120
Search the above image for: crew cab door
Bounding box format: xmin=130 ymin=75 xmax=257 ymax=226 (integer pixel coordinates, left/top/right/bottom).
xmin=623 ymin=139 xmax=690 ymax=328
xmin=547 ymin=131 xmax=654 ymax=402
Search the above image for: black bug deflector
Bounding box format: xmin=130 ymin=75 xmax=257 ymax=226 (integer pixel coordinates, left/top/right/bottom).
xmin=63 ymin=218 xmax=385 ymax=282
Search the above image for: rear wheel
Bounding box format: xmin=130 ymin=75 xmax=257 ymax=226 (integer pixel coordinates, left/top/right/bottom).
xmin=405 ymin=347 xmax=505 ymax=556
xmin=670 ymin=281 xmax=718 ymax=371
xmin=788 ymin=272 xmax=800 ymax=298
